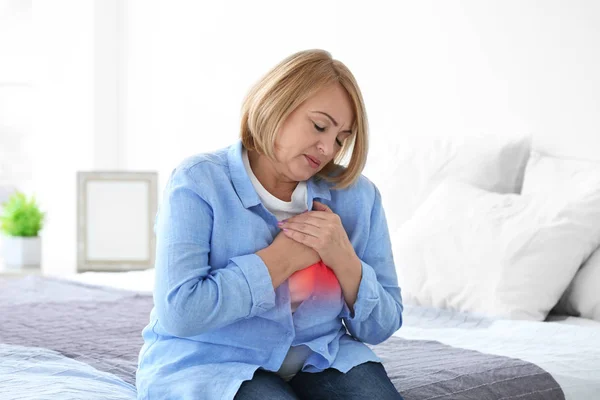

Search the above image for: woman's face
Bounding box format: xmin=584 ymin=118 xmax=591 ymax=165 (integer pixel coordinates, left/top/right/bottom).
xmin=273 ymin=84 xmax=354 ymax=182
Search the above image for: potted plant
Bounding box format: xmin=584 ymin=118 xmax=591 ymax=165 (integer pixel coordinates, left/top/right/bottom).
xmin=0 ymin=191 xmax=45 ymax=269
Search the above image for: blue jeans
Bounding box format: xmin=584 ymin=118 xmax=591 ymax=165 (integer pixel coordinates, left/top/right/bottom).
xmin=234 ymin=362 xmax=404 ymax=400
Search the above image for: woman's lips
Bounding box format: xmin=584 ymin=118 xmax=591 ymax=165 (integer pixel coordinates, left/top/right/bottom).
xmin=304 ymin=154 xmax=321 ymax=168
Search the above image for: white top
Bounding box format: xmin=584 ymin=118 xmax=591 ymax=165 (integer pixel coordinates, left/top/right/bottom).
xmin=242 ymin=148 xmax=314 ymax=381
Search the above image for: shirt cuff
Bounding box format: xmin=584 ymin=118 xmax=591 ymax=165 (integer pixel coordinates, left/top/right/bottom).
xmin=230 ymin=254 xmax=276 ymax=317
xmin=339 ymin=261 xmax=380 ymax=322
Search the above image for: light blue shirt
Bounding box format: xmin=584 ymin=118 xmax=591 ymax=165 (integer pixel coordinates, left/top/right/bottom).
xmin=136 ymin=141 xmax=403 ymax=400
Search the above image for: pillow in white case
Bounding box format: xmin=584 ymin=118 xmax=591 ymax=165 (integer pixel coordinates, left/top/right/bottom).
xmin=555 ymin=250 xmax=600 ymax=321
xmin=393 ymin=179 xmax=600 ymax=321
xmin=522 ymin=151 xmax=600 ymax=321
xmin=522 ymin=151 xmax=600 ymax=197
xmin=365 ymin=133 xmax=531 ymax=236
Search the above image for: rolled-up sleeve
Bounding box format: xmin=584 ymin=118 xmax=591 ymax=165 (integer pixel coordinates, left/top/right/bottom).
xmin=230 ymin=254 xmax=277 ymax=314
xmin=153 ymin=167 xmax=276 ymax=338
xmin=339 ymin=186 xmax=403 ymax=345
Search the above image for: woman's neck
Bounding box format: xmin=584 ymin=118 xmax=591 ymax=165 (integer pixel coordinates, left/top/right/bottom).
xmin=248 ymin=150 xmax=298 ymax=202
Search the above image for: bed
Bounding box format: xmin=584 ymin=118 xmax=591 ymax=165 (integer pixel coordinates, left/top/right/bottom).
xmin=1 ymin=272 xmax=599 ymax=400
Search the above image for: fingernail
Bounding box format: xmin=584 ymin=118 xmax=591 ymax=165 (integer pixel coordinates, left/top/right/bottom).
xmin=283 ymin=228 xmax=289 ymax=232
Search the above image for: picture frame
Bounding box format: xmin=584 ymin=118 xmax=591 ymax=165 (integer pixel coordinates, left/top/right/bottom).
xmin=77 ymin=171 xmax=158 ymax=272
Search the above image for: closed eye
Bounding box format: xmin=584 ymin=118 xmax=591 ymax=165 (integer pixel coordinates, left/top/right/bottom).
xmin=313 ymin=121 xmax=344 ymax=146
xmin=313 ymin=123 xmax=325 ymax=132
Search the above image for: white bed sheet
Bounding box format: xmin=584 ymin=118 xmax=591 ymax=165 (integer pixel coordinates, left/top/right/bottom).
xmin=63 ymin=269 xmax=154 ymax=293
xmin=545 ymin=314 xmax=600 ymax=328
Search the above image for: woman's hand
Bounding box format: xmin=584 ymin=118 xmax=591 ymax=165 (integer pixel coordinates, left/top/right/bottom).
xmin=256 ymin=230 xmax=320 ymax=289
xmin=270 ymin=230 xmax=321 ymax=270
xmin=278 ymin=201 xmax=360 ymax=273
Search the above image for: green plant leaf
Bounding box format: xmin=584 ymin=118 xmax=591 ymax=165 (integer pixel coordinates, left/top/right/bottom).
xmin=0 ymin=191 xmax=45 ymax=237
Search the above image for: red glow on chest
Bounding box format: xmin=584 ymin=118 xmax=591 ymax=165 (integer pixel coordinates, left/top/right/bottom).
xmin=289 ymin=261 xmax=339 ymax=296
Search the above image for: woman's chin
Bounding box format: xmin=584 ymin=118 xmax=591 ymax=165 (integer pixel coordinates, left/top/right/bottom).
xmin=290 ymin=169 xmax=316 ymax=182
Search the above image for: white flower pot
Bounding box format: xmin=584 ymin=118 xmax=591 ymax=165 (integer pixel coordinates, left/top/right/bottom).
xmin=1 ymin=236 xmax=41 ymax=268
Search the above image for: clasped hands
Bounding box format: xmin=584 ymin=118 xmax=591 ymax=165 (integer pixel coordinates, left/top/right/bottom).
xmin=278 ymin=201 xmax=359 ymax=274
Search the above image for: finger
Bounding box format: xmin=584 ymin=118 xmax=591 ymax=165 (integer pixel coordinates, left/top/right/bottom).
xmin=282 ymin=228 xmax=319 ymax=249
xmin=284 ymin=212 xmax=328 ymax=225
xmin=280 ymin=221 xmax=321 ymax=238
xmin=313 ymin=201 xmax=333 ymax=213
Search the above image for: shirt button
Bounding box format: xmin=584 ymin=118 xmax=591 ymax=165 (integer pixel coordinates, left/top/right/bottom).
xmin=319 ymin=346 xmax=326 ymax=352
xmin=286 ymin=332 xmax=292 ymax=337
xmin=311 ymin=295 xmax=317 ymax=300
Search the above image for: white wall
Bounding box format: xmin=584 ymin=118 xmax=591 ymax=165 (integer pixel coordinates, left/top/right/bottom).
xmin=125 ymin=0 xmax=600 ymax=188
xmin=4 ymin=0 xmax=600 ymax=274
xmin=0 ymin=0 xmax=32 ymax=263
xmin=93 ymin=0 xmax=126 ymax=170
xmin=0 ymin=0 xmax=31 ymax=188
xmin=30 ymin=0 xmax=96 ymax=275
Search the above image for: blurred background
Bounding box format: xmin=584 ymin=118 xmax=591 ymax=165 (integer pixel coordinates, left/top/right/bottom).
xmin=1 ymin=0 xmax=599 ymax=275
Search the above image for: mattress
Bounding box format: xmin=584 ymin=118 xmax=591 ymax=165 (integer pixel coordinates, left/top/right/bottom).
xmin=1 ymin=275 xmax=599 ymax=399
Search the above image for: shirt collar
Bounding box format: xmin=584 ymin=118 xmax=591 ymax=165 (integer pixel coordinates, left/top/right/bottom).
xmin=306 ymin=173 xmax=332 ymax=207
xmin=228 ymin=141 xmax=261 ymax=209
xmin=228 ymin=141 xmax=331 ymax=210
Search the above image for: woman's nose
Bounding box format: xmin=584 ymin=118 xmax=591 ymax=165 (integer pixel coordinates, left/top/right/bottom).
xmin=317 ymin=137 xmax=335 ymax=157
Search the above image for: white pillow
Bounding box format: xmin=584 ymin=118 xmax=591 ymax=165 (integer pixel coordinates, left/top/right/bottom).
xmin=522 ymin=151 xmax=600 ymax=197
xmin=555 ymin=250 xmax=600 ymax=321
xmin=522 ymin=151 xmax=600 ymax=321
xmin=366 ymin=133 xmax=531 ymax=236
xmin=393 ymin=179 xmax=600 ymax=321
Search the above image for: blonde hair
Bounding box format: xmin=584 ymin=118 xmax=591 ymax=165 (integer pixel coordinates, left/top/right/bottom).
xmin=240 ymin=49 xmax=368 ymax=189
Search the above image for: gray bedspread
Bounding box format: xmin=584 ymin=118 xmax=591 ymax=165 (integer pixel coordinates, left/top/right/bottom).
xmin=0 ymin=276 xmax=566 ymax=399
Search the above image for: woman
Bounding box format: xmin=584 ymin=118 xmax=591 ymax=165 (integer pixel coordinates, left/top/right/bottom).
xmin=136 ymin=49 xmax=404 ymax=400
